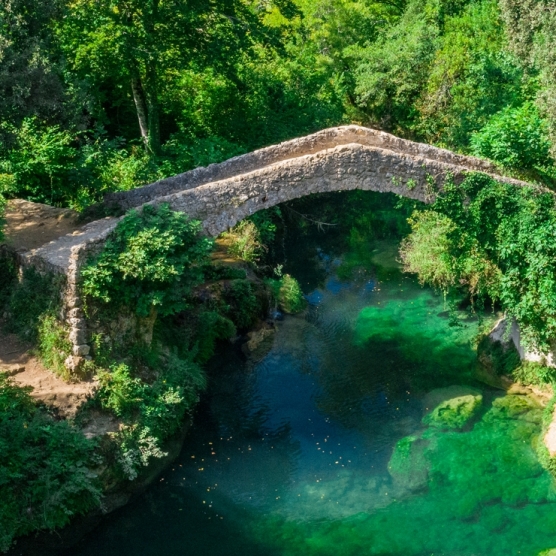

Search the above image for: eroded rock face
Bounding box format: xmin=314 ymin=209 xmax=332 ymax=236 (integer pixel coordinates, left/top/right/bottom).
xmin=544 ymin=408 xmax=556 ymax=457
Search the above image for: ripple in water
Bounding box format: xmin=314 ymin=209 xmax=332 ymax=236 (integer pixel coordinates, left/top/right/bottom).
xmin=70 ymin=239 xmax=556 ymax=556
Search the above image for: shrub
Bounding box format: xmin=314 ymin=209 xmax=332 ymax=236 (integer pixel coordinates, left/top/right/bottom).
xmin=81 ymin=203 xmax=214 ymax=317
xmin=194 ymin=310 xmax=236 ymax=363
xmin=471 ymin=102 xmax=553 ymax=170
xmin=37 ymin=315 xmax=73 ymax=380
xmin=4 ymin=267 xmax=63 ymax=343
xmin=222 ymin=220 xmax=266 ymax=264
xmin=0 ymin=374 xmax=100 ymax=551
xmin=97 ymin=354 xmax=206 ymax=479
xmin=266 ymin=273 xmax=306 ymax=314
xmin=399 ymin=210 xmax=457 ymax=292
xmin=223 ymin=279 xmax=261 ymax=329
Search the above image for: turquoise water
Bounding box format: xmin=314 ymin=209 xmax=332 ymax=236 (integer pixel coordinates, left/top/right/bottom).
xmin=71 ymin=234 xmax=556 ymax=556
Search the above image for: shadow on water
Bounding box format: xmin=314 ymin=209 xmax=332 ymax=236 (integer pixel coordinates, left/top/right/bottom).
xmin=58 ymin=192 xmax=556 ymax=556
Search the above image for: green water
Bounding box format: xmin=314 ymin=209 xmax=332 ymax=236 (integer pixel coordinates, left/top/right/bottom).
xmin=71 ymin=231 xmax=556 ymax=556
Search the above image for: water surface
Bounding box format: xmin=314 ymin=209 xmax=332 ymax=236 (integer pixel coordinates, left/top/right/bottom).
xmin=72 ymin=234 xmax=556 ymax=556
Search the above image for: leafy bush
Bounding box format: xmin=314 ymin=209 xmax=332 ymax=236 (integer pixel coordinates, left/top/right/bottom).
xmin=97 ymin=354 xmax=206 ymax=479
xmin=471 ymin=102 xmax=553 ymax=170
xmin=513 ymin=361 xmax=556 ymax=387
xmin=278 ymin=274 xmax=306 ymax=314
xmin=194 ymin=310 xmax=236 ymax=363
xmin=222 ymin=220 xmax=266 ymax=264
xmin=401 ymin=172 xmax=556 ymax=353
xmin=0 ymin=374 xmax=100 ymax=551
xmin=0 ymin=119 xmax=164 ymax=210
xmin=81 ymin=203 xmax=213 ymax=317
xmin=4 ymin=267 xmax=63 ymax=343
xmin=399 ymin=210 xmax=457 ymax=291
xmin=223 ymin=279 xmax=261 ymax=329
xmin=266 ymin=273 xmax=306 ymax=314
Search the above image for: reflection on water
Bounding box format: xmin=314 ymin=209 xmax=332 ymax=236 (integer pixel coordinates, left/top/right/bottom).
xmin=71 ymin=236 xmax=556 ymax=556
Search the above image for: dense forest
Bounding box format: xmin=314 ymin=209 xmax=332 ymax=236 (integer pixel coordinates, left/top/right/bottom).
xmin=1 ymin=0 xmax=556 ymax=216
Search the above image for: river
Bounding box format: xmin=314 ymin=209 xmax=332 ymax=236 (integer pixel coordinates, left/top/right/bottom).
xmin=70 ymin=217 xmax=556 ymax=556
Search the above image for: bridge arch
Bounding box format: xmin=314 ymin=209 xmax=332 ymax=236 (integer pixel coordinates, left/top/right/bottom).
xmin=18 ymin=125 xmax=532 ymax=367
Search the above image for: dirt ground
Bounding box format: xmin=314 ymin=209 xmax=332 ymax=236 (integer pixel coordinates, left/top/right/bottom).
xmin=3 ymin=199 xmax=82 ymax=251
xmin=0 ymin=321 xmax=96 ymax=417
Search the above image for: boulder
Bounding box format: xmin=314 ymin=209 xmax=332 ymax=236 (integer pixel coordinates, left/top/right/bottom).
xmin=423 ymin=388 xmax=482 ymax=430
xmin=388 ymin=435 xmax=430 ymax=492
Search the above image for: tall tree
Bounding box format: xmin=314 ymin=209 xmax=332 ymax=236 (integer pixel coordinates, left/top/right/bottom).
xmin=59 ymin=0 xmax=261 ymax=154
xmin=499 ymin=0 xmax=556 ymax=155
xmin=0 ymin=0 xmax=67 ymax=136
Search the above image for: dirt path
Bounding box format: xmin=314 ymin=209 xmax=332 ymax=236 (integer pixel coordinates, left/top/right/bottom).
xmin=0 ymin=321 xmax=96 ymax=417
xmin=3 ymin=199 xmax=81 ymax=251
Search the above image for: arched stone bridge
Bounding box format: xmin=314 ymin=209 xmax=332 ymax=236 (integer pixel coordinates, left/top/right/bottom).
xmin=17 ymin=125 xmax=532 ymax=366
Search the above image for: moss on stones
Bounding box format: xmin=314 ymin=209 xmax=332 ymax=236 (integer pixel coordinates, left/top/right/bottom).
xmin=423 ymin=392 xmax=482 ymax=430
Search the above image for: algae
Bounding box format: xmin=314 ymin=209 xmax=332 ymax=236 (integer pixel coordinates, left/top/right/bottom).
xmin=423 ymin=393 xmax=482 ymax=430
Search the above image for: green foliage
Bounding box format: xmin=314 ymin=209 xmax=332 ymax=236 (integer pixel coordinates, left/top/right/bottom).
xmin=223 ymin=220 xmax=267 ymax=264
xmin=471 ymin=102 xmax=553 ymax=170
xmin=402 ymin=172 xmax=556 ymax=353
xmin=399 ymin=210 xmax=457 ymax=291
xmin=194 ymin=310 xmax=237 ymax=363
xmin=81 ymin=204 xmax=213 ymax=317
xmin=97 ymin=354 xmax=206 ymax=479
xmin=0 ymin=373 xmax=100 ymax=552
xmin=0 ymin=119 xmax=163 ymax=209
xmin=37 ymin=314 xmax=72 ymax=380
xmin=417 ymin=0 xmax=524 ymax=148
xmin=223 ymin=279 xmax=262 ymax=329
xmin=4 ymin=267 xmax=63 ymax=344
xmin=348 ymin=1 xmax=438 ymax=132
xmin=266 ymin=272 xmax=306 ymax=314
xmin=513 ymin=361 xmax=556 ymax=387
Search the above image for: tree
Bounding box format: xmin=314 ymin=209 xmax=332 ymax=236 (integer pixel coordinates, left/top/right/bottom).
xmin=58 ymin=0 xmax=265 ymax=154
xmin=499 ymin=0 xmax=556 ymax=156
xmin=0 ymin=0 xmax=68 ymax=139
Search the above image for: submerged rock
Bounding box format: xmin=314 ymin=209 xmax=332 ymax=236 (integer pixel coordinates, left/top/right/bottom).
xmin=487 ymin=394 xmax=542 ymax=423
xmin=388 ymin=435 xmax=430 ymax=492
xmin=422 ymin=385 xmax=482 ymax=412
xmin=423 ymin=388 xmax=483 ymax=430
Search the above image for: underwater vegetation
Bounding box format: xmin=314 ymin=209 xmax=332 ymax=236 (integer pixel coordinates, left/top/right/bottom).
xmin=252 ymin=389 xmax=556 ymax=556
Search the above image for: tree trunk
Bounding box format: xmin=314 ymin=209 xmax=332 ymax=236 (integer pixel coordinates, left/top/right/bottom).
xmin=131 ymin=77 xmax=150 ymax=151
xmin=145 ymin=61 xmax=161 ymax=156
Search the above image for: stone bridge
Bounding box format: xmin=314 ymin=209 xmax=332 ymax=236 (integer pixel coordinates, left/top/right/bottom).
xmin=8 ymin=125 xmax=533 ymax=367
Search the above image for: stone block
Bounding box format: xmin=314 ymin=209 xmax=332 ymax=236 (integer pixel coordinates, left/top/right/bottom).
xmin=69 ymin=328 xmax=87 ymax=345
xmin=73 ymin=344 xmax=90 ymax=356
xmin=64 ymin=355 xmax=84 ymax=372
